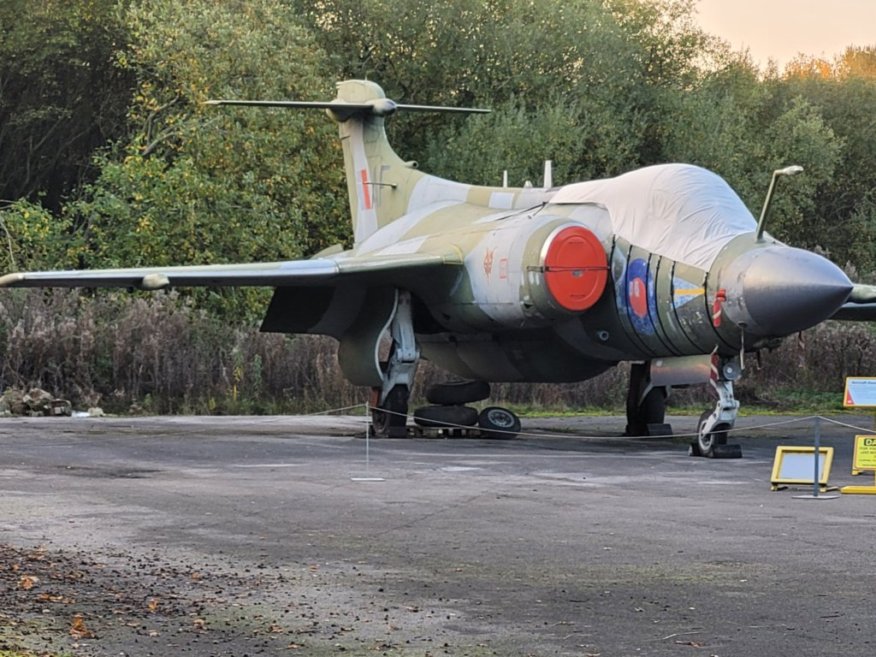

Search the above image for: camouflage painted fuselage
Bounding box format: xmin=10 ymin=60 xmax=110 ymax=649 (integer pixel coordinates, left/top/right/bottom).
xmin=257 ymin=80 xmax=851 ymax=388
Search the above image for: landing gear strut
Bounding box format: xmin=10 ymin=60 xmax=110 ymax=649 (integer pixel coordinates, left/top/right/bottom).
xmin=625 ymin=363 xmax=669 ymax=436
xmin=370 ymin=291 xmax=418 ymax=437
xmin=690 ymin=356 xmax=742 ymax=458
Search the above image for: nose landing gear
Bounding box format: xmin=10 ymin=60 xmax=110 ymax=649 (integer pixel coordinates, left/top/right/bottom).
xmin=690 ymin=357 xmax=743 ymax=458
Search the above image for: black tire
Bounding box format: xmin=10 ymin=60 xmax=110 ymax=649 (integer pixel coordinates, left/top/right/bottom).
xmin=477 ymin=406 xmax=521 ymax=439
xmin=625 ymin=382 xmax=667 ymax=436
xmin=371 ymin=385 xmax=409 ymax=437
xmin=425 ymin=380 xmax=491 ymax=406
xmin=641 ymin=387 xmax=667 ymax=425
xmin=695 ymin=409 xmax=729 ymax=457
xmin=413 ymin=405 xmax=479 ymax=428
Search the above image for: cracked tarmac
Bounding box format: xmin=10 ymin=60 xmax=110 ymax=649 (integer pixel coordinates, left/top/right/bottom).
xmin=1 ymin=413 xmax=875 ymax=656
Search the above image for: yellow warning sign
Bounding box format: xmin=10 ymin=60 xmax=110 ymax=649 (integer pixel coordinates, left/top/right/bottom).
xmin=852 ymin=435 xmax=876 ymax=472
xmin=842 ymin=436 xmax=876 ymax=495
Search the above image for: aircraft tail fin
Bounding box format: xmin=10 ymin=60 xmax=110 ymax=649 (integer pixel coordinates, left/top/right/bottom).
xmin=208 ymin=80 xmax=488 ymax=245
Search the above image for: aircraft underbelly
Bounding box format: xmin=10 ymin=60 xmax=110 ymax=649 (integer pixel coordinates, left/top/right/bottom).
xmin=418 ymin=332 xmax=614 ymax=383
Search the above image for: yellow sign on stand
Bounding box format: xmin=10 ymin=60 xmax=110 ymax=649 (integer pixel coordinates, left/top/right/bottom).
xmin=841 ymin=435 xmax=876 ymax=495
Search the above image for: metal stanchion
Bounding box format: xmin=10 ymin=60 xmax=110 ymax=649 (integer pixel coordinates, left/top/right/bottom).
xmin=352 ymin=400 xmax=384 ymax=482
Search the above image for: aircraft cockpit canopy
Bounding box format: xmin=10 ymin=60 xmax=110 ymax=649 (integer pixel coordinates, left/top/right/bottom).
xmin=551 ymin=163 xmax=757 ymax=270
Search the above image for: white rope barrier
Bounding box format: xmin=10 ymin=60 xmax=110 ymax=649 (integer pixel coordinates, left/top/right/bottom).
xmin=330 ymin=403 xmax=868 ymax=442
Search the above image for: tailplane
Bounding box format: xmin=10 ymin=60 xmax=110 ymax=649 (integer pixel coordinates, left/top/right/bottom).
xmin=208 ymin=80 xmax=488 ymax=244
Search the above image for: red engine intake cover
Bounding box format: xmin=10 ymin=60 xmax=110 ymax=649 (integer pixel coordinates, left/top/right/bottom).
xmin=543 ymin=226 xmax=608 ymax=312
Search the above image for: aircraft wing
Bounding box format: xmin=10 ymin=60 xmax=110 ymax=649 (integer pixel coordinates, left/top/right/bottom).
xmin=831 ymin=283 xmax=876 ymax=321
xmin=0 ymin=252 xmax=462 ymax=291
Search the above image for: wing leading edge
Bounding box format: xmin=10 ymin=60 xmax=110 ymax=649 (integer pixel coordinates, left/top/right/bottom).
xmin=832 ymin=283 xmax=876 ymax=321
xmin=0 ymin=252 xmax=462 ymax=291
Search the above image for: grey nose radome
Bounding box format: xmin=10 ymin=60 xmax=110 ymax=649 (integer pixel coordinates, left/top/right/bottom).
xmin=719 ymin=245 xmax=852 ymax=337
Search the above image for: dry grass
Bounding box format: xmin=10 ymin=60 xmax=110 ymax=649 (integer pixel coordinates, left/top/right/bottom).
xmin=0 ymin=289 xmax=870 ymax=414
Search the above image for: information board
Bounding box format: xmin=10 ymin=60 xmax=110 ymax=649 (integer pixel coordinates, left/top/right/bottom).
xmin=844 ymin=377 xmax=876 ymax=408
xmin=770 ymin=446 xmax=834 ymax=489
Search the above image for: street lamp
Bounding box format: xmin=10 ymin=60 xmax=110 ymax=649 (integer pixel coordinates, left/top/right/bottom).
xmin=756 ymin=165 xmax=804 ymax=240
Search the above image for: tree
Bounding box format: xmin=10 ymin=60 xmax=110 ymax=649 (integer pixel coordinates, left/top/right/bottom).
xmin=67 ymin=0 xmax=347 ymax=318
xmin=0 ymin=0 xmax=133 ymax=211
xmin=772 ymin=50 xmax=876 ymax=270
xmin=292 ymin=0 xmax=715 ymax=184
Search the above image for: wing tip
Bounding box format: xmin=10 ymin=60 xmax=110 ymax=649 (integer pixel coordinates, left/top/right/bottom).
xmin=0 ymin=272 xmax=25 ymax=288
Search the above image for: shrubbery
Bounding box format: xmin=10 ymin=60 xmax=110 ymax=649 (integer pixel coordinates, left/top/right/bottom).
xmin=0 ymin=289 xmax=871 ymax=416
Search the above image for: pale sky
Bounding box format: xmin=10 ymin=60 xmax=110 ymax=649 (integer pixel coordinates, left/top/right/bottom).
xmin=694 ymin=0 xmax=876 ymax=68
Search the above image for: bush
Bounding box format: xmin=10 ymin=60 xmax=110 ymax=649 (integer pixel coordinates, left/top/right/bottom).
xmin=0 ymin=289 xmax=871 ymax=415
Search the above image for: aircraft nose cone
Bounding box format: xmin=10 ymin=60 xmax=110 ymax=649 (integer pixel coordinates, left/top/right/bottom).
xmin=720 ymin=245 xmax=852 ymax=337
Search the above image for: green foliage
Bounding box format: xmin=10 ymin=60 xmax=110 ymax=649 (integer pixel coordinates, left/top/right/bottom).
xmin=66 ymin=0 xmax=348 ymax=317
xmin=294 ymin=0 xmax=713 ymax=182
xmin=0 ymin=200 xmax=80 ymax=273
xmin=0 ymin=0 xmax=133 ymax=211
xmin=772 ymin=50 xmax=876 ymax=270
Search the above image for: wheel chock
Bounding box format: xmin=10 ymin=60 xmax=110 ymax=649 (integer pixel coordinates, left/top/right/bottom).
xmin=713 ymin=444 xmax=743 ymax=459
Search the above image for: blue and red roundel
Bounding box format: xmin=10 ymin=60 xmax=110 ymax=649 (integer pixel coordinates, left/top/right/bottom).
xmin=625 ymin=258 xmax=655 ymax=335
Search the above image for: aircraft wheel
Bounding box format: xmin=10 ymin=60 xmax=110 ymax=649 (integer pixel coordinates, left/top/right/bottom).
xmin=371 ymin=385 xmax=409 ymax=437
xmin=425 ymin=380 xmax=491 ymax=406
xmin=625 ymin=386 xmax=666 ymax=436
xmin=413 ymin=405 xmax=479 ymax=429
xmin=641 ymin=387 xmax=667 ymax=424
xmin=695 ymin=409 xmax=729 ymax=458
xmin=477 ymin=406 xmax=521 ymax=439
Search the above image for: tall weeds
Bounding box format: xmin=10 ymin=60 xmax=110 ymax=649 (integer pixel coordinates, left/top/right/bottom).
xmin=0 ymin=289 xmax=871 ymax=414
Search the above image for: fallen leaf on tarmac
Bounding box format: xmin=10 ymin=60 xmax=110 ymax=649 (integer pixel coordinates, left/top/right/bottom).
xmin=147 ymin=598 xmax=159 ymax=612
xmin=18 ymin=575 xmax=39 ymax=590
xmin=70 ymin=614 xmax=95 ymax=639
xmin=37 ymin=592 xmax=74 ymax=604
xmin=675 ymin=640 xmax=704 ymax=647
xmin=288 ymin=642 xmax=304 ymax=649
xmin=193 ymin=618 xmax=207 ymax=631
xmin=268 ymin=624 xmax=286 ymax=633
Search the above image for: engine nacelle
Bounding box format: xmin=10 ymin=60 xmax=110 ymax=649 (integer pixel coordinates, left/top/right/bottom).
xmin=456 ymin=219 xmax=609 ymax=329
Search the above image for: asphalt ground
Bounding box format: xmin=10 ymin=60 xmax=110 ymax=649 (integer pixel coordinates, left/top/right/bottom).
xmin=1 ymin=413 xmax=875 ymax=657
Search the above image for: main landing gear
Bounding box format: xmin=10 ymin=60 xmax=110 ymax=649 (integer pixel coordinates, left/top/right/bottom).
xmin=367 ymin=292 xmax=521 ymax=439
xmin=370 ymin=291 xmax=418 ymax=438
xmin=625 ymin=363 xmax=670 ymax=437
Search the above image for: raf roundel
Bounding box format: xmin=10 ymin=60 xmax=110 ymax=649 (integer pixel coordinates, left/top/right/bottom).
xmin=543 ymin=226 xmax=608 ymax=312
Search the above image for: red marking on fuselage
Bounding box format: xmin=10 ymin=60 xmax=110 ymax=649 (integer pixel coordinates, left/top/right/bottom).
xmin=712 ymin=288 xmax=726 ymax=327
xmin=629 ymin=277 xmax=648 ymax=318
xmin=483 ymin=248 xmax=495 ymax=277
xmin=359 ymin=168 xmax=372 ymax=210
xmin=498 ymin=257 xmax=508 ymax=280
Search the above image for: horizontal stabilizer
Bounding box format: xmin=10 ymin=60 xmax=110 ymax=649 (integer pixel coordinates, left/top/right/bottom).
xmin=206 ymin=98 xmax=489 ymax=121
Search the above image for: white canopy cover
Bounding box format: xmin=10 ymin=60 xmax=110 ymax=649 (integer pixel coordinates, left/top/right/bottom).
xmin=551 ymin=163 xmax=756 ymax=270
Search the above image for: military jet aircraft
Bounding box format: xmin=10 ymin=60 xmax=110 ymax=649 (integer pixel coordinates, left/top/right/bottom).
xmin=2 ymin=79 xmax=874 ymax=455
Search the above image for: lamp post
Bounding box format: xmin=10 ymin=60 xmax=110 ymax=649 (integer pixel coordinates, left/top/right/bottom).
xmin=756 ymin=165 xmax=804 ymax=240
